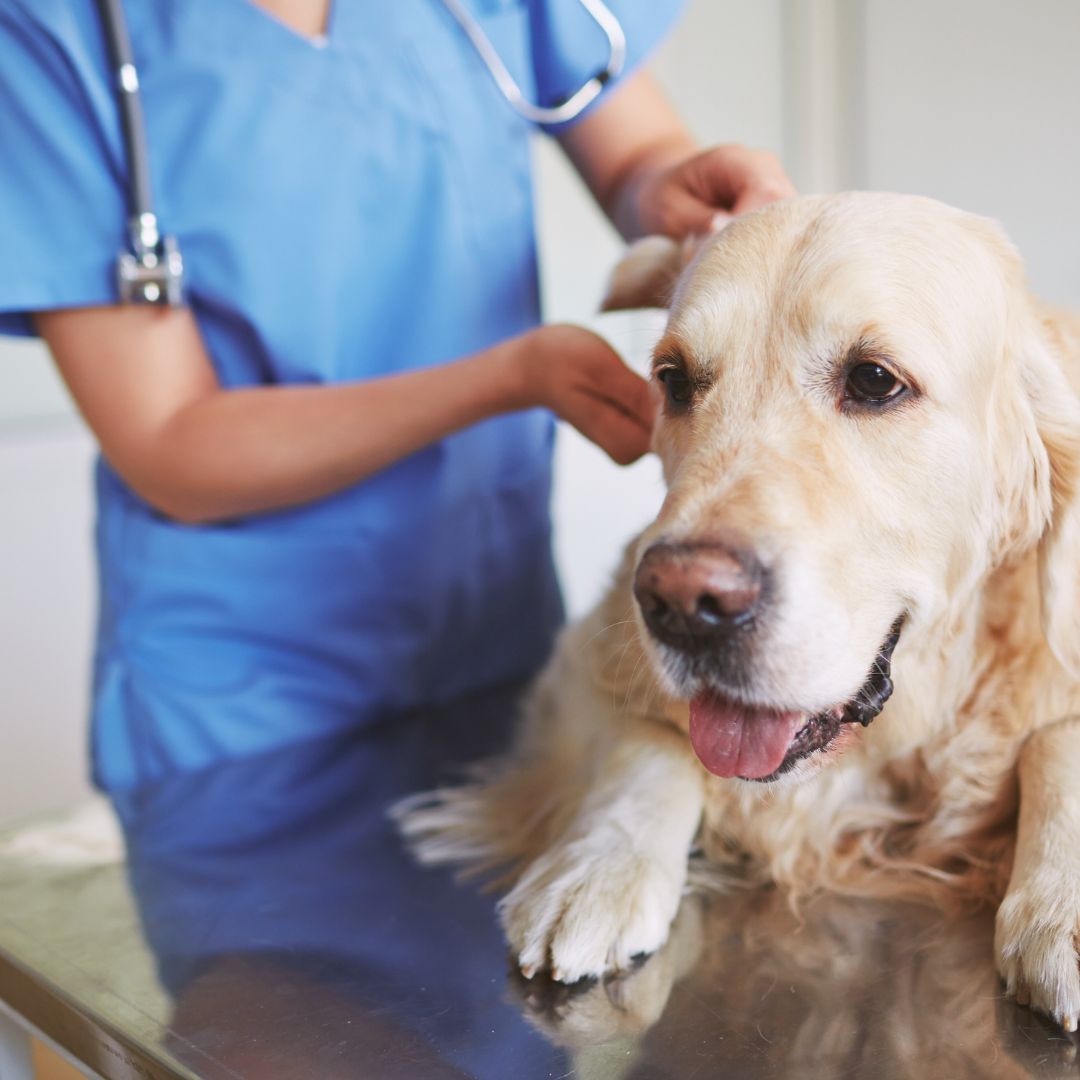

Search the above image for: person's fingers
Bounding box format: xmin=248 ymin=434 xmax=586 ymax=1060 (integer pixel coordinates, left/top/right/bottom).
xmin=729 ymin=174 xmax=798 ymax=216
xmin=650 ymin=146 xmax=796 ymax=236
xmin=561 ymin=372 xmax=653 ymax=463
xmin=602 ymin=422 xmax=651 ymax=465
xmin=688 ymin=146 xmax=794 ymax=209
xmin=626 ymin=366 xmax=659 ymax=429
xmin=537 ymin=325 xmax=655 ymax=462
xmin=569 ymin=393 xmax=652 ymax=464
xmin=557 ymin=325 xmax=656 ymax=427
xmin=649 ymin=182 xmax=726 ymax=238
xmin=585 ymin=352 xmax=656 ymax=430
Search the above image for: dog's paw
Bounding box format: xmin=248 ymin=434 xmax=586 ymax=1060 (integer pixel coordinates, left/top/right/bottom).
xmin=511 ymin=894 xmax=706 ymax=1049
xmin=995 ymin=882 xmax=1080 ymax=1031
xmin=499 ymin=833 xmax=686 ymax=984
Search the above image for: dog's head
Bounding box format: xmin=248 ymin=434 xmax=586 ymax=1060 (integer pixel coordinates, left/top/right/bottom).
xmin=618 ymin=193 xmax=1080 ymax=783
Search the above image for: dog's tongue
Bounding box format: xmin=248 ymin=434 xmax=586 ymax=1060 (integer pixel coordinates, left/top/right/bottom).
xmin=689 ymin=693 xmax=805 ymax=779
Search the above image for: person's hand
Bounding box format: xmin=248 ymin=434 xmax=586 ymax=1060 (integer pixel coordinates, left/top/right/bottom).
xmin=513 ymin=324 xmax=655 ymax=465
xmin=634 ymin=144 xmax=797 ymax=239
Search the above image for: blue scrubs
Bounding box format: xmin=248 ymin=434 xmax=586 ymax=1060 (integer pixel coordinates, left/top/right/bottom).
xmin=0 ymin=0 xmax=681 ymax=790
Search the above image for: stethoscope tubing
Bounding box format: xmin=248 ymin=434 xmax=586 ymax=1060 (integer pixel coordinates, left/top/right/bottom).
xmin=94 ymin=0 xmax=156 ymax=223
xmin=438 ymin=0 xmax=627 ymax=125
xmin=94 ymin=0 xmax=628 ymax=304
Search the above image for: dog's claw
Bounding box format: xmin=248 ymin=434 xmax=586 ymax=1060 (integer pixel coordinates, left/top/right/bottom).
xmin=520 ymin=961 xmax=538 ymax=980
xmin=1064 ymin=1013 xmax=1077 ymax=1033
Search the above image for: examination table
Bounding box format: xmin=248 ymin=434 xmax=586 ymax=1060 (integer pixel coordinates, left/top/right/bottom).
xmin=1 ymin=685 xmax=1075 ymax=1079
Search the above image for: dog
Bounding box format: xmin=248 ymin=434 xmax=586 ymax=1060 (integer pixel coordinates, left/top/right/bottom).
xmin=399 ymin=191 xmax=1080 ymax=1031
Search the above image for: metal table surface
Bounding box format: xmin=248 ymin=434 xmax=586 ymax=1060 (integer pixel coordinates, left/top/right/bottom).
xmin=1 ymin=685 xmax=1077 ymax=1079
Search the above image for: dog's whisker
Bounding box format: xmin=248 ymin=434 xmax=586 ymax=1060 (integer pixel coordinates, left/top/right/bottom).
xmin=620 ymin=650 xmax=650 ymax=713
xmin=583 ymin=616 xmax=637 ymax=653
xmin=609 ymin=635 xmax=641 ymax=694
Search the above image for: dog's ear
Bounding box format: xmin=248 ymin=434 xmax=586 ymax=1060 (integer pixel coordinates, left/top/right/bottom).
xmin=602 ymin=236 xmax=690 ymax=312
xmin=974 ymin=210 xmax=1080 ymax=677
xmin=1025 ymin=314 xmax=1080 ymax=678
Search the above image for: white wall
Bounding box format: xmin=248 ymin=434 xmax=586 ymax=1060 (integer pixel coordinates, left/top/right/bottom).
xmin=2 ymin=0 xmax=1078 ymax=822
xmin=856 ymin=0 xmax=1080 ymax=306
xmin=0 ymin=421 xmax=96 ymax=820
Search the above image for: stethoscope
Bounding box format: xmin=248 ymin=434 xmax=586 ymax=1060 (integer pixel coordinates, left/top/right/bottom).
xmin=93 ymin=0 xmax=627 ymax=307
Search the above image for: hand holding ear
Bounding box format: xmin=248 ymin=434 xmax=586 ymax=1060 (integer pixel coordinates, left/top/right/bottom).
xmin=514 ymin=324 xmax=655 ymax=465
xmin=634 ymin=145 xmax=796 ymax=238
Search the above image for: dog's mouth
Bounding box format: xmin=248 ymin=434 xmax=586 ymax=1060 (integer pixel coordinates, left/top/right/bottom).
xmin=687 ymin=619 xmax=904 ymax=782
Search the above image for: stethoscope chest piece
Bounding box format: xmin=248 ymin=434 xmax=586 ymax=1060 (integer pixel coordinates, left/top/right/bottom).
xmin=117 ymin=212 xmax=184 ymax=305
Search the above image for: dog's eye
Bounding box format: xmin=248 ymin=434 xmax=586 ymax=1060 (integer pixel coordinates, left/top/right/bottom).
xmin=845 ymin=362 xmax=904 ymax=403
xmin=657 ymin=367 xmax=693 ymax=409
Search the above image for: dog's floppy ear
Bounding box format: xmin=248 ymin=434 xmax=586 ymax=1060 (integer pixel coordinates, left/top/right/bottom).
xmin=602 ymin=236 xmax=691 ymax=312
xmin=977 ymin=210 xmax=1080 ymax=677
xmin=1025 ymin=314 xmax=1080 ymax=678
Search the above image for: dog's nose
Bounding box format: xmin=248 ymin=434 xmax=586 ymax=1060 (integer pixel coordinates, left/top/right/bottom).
xmin=634 ymin=541 xmax=764 ymax=648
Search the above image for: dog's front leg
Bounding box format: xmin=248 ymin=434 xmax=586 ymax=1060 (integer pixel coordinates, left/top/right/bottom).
xmin=500 ymin=719 xmax=704 ymax=984
xmin=995 ymin=715 xmax=1080 ymax=1030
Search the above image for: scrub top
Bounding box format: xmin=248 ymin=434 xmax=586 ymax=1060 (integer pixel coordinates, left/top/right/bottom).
xmin=0 ymin=0 xmax=681 ymax=791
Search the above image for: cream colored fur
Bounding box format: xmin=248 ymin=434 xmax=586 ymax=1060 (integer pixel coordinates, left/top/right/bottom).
xmin=398 ymin=193 xmax=1080 ymax=1029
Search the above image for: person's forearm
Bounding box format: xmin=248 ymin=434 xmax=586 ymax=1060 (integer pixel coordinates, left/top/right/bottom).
xmin=39 ymin=306 xmax=651 ymax=526
xmin=557 ymin=71 xmax=697 ymax=240
xmin=132 ymin=338 xmax=531 ymax=524
xmin=559 ymin=70 xmax=796 ymax=241
xmin=605 ymin=136 xmax=696 ymax=239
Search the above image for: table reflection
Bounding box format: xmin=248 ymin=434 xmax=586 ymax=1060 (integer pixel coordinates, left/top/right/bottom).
xmin=516 ymin=887 xmax=1080 ymax=1079
xmin=108 ymin=683 xmax=1079 ymax=1079
xmin=110 ymin=682 xmax=568 ymax=1079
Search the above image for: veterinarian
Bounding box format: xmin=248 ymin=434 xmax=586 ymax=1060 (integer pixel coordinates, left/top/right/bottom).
xmin=0 ymin=0 xmax=795 ymax=791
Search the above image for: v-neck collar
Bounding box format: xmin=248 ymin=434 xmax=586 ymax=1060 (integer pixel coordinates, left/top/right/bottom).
xmin=237 ymin=0 xmax=337 ymax=50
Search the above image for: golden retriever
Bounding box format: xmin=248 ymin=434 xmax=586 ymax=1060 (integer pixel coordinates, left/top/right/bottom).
xmin=399 ymin=192 xmax=1080 ymax=1030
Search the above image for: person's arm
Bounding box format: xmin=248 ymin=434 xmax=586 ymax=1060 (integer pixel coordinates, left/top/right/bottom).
xmin=557 ymin=70 xmax=796 ymax=240
xmin=36 ymin=306 xmax=652 ymax=525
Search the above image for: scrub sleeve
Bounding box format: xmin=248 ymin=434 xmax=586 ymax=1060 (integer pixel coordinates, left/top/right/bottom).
xmin=0 ymin=2 xmax=124 ymax=323
xmin=0 ymin=0 xmax=684 ymax=791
